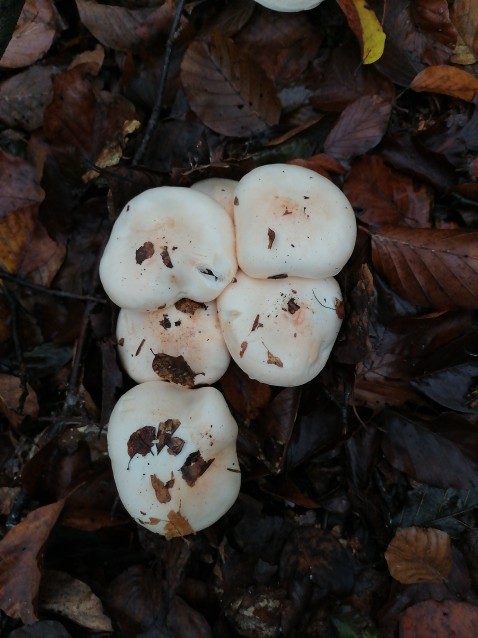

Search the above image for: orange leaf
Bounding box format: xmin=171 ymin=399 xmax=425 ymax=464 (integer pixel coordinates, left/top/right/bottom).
xmin=385 ymin=526 xmax=452 ymax=584
xmin=410 ymin=64 xmax=478 ymax=101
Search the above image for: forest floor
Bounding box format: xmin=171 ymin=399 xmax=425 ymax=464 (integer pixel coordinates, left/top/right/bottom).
xmin=1 ymin=0 xmax=478 ymax=636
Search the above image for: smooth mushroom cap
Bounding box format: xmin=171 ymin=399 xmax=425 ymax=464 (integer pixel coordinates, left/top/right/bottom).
xmin=190 ymin=178 xmax=238 ymax=220
xmin=233 ymin=163 xmax=356 ymax=279
xmin=253 ymin=0 xmax=325 ymax=11
xmin=116 ymin=299 xmax=230 ymax=386
xmin=99 ymin=187 xmax=237 ymax=310
xmin=217 ymin=271 xmax=343 ymax=386
xmin=107 ymin=381 xmax=241 ymax=537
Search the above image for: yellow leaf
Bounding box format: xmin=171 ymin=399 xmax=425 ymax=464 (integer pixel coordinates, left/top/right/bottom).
xmin=337 ymin=0 xmax=386 ymax=65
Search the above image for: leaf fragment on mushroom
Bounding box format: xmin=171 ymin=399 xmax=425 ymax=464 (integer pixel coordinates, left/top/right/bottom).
xmin=164 ymin=510 xmax=194 ymax=539
xmin=127 ymin=425 xmax=156 ymax=461
xmin=151 ymin=473 xmax=175 ymax=504
xmin=135 ymin=241 xmax=155 ymax=264
xmin=181 ymin=451 xmax=215 ymax=486
xmin=152 ymin=352 xmax=203 ymax=387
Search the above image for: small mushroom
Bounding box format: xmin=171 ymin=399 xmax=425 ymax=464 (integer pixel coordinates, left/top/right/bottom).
xmin=107 ymin=381 xmax=241 ymax=538
xmin=217 ymin=270 xmax=343 ymax=386
xmin=190 ymin=178 xmax=238 ymax=220
xmin=116 ymin=299 xmax=230 ymax=386
xmin=99 ymin=187 xmax=237 ymax=310
xmin=233 ymin=163 xmax=356 ymax=280
xmin=253 ymin=0 xmax=325 ymax=11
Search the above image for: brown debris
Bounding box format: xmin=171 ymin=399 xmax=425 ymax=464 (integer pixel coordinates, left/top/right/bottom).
xmin=127 ymin=426 xmax=156 ymax=461
xmin=174 ymin=299 xmax=208 ymax=314
xmin=160 ymin=246 xmax=173 ymax=268
xmin=150 ymin=473 xmax=175 ymax=504
xmin=180 ymin=451 xmax=214 ymax=486
xmin=152 ymin=352 xmax=204 ymax=387
xmin=135 ymin=241 xmax=155 ymax=265
xmin=267 ymin=228 xmax=275 ymax=249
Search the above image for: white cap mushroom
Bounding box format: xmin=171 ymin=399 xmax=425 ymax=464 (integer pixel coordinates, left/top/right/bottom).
xmin=116 ymin=298 xmax=230 ymax=386
xmin=107 ymin=381 xmax=241 ymax=538
xmin=190 ymin=178 xmax=238 ymax=220
xmin=217 ymin=270 xmax=343 ymax=386
xmin=99 ymin=187 xmax=237 ymax=311
xmin=253 ymin=0 xmax=325 ymax=11
xmin=233 ymin=164 xmax=356 ymax=280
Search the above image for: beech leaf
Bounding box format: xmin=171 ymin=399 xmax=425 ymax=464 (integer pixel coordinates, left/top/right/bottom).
xmin=410 ymin=64 xmax=478 ymax=101
xmin=181 ymin=32 xmax=281 ymax=138
xmin=385 ymin=526 xmax=452 ymax=584
xmin=371 ymin=226 xmax=478 ymax=309
xmin=399 ymin=600 xmax=478 ymax=637
xmin=336 ymin=0 xmax=386 ymax=64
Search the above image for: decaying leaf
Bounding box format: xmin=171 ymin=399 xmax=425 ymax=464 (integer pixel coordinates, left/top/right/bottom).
xmin=164 ymin=510 xmax=194 ymax=540
xmin=127 ymin=425 xmax=156 ymax=461
xmin=450 ymin=0 xmax=478 ymax=64
xmin=399 ymin=600 xmax=478 ymax=637
xmin=151 ymin=473 xmax=175 ymax=504
xmin=385 ymin=526 xmax=452 ymax=584
xmin=371 ymin=226 xmax=478 ymax=309
xmin=180 ymin=451 xmax=214 ymax=487
xmin=152 ymin=352 xmax=203 ymax=387
xmin=181 ymin=32 xmax=281 ymax=137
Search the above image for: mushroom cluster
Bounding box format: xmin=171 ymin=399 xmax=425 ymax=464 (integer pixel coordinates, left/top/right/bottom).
xmin=100 ymin=164 xmax=356 ymax=537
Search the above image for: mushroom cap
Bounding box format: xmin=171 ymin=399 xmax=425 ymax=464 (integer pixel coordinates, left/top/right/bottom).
xmin=99 ymin=187 xmax=237 ymax=311
xmin=233 ymin=163 xmax=356 ymax=279
xmin=190 ymin=178 xmax=238 ymax=220
xmin=107 ymin=381 xmax=241 ymax=537
xmin=253 ymin=0 xmax=325 ymax=11
xmin=217 ymin=271 xmax=343 ymax=386
xmin=116 ymin=299 xmax=230 ymax=386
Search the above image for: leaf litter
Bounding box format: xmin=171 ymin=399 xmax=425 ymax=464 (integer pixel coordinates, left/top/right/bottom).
xmin=0 ymin=0 xmax=478 ymax=636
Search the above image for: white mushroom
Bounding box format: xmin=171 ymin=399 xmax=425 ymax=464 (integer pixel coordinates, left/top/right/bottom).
xmin=217 ymin=271 xmax=343 ymax=386
xmin=253 ymin=0 xmax=325 ymax=11
xmin=107 ymin=381 xmax=241 ymax=538
xmin=116 ymin=299 xmax=230 ymax=386
xmin=190 ymin=178 xmax=238 ymax=220
xmin=233 ymin=164 xmax=356 ymax=280
xmin=99 ymin=187 xmax=237 ymax=311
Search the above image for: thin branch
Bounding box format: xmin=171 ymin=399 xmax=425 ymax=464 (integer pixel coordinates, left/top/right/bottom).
xmin=0 ymin=269 xmax=106 ymax=303
xmin=132 ymin=0 xmax=186 ymax=165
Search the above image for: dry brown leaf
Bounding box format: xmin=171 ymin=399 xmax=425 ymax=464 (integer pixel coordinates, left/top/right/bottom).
xmin=450 ymin=0 xmax=478 ymax=65
xmin=410 ymin=64 xmax=478 ymax=101
xmin=385 ymin=526 xmax=452 ymax=584
xmin=371 ymin=226 xmax=478 ymax=309
xmin=0 ymin=0 xmax=60 ymax=69
xmin=0 ymin=500 xmax=65 ymax=623
xmin=39 ymin=570 xmax=113 ymax=632
xmin=181 ymin=32 xmax=281 ymax=138
xmin=0 ymin=374 xmax=39 ymax=428
xmin=399 ymin=600 xmax=478 ymax=637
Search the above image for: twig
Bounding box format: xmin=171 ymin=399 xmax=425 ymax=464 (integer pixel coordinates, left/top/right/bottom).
xmin=0 ymin=268 xmax=106 ymax=303
xmin=132 ymin=0 xmax=186 ymax=165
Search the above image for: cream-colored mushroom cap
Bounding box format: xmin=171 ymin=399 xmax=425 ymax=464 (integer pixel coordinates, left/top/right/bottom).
xmin=234 ymin=164 xmax=356 ymax=279
xmin=99 ymin=187 xmax=237 ymax=310
xmin=107 ymin=381 xmax=241 ymax=538
xmin=116 ymin=299 xmax=230 ymax=386
xmin=190 ymin=178 xmax=238 ymax=220
xmin=217 ymin=271 xmax=343 ymax=386
xmin=254 ymin=0 xmax=325 ymax=11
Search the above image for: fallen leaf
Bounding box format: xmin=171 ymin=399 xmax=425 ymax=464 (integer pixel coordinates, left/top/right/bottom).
xmin=0 ymin=0 xmax=60 ymax=69
xmin=165 ymin=510 xmax=194 ymax=539
xmin=450 ymin=0 xmax=478 ymax=65
xmin=371 ymin=226 xmax=478 ymax=309
xmin=0 ymin=374 xmax=39 ymax=428
xmin=411 ymin=362 xmax=478 ymax=414
xmin=0 ymin=499 xmax=65 ymax=624
xmin=181 ymin=32 xmax=281 ymax=137
xmin=411 ymin=0 xmax=458 ymax=51
xmin=324 ymin=95 xmax=392 ymax=162
xmin=399 ymin=600 xmax=478 ymax=637
xmin=411 ymin=64 xmax=478 ymax=101
xmin=385 ymin=526 xmax=452 ymax=584
xmin=337 ymin=0 xmax=386 ymax=64
xmin=39 ymin=570 xmax=113 ymax=632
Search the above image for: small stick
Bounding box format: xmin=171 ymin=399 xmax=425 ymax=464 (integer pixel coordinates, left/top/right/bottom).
xmin=0 ymin=269 xmax=106 ymax=303
xmin=132 ymin=0 xmax=187 ymax=165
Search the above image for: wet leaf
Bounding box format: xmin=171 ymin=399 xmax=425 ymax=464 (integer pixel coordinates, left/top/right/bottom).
xmin=39 ymin=570 xmax=113 ymax=632
xmin=411 ymin=64 xmax=478 ymax=102
xmin=181 ymin=32 xmax=281 ymax=137
xmin=411 ymin=362 xmax=478 ymax=414
xmin=0 ymin=499 xmax=65 ymax=623
xmin=0 ymin=0 xmax=59 ymax=69
xmin=450 ymin=0 xmax=478 ymax=64
xmin=324 ymin=95 xmax=392 ymax=162
xmin=0 ymin=65 xmax=56 ymax=131
xmin=337 ymin=0 xmax=386 ymax=64
xmin=411 ymin=0 xmax=458 ymax=52
xmin=371 ymin=226 xmax=478 ymax=309
xmin=399 ymin=600 xmax=478 ymax=636
xmin=395 ymin=484 xmax=478 ymax=536
xmin=385 ymin=526 xmax=452 ymax=584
